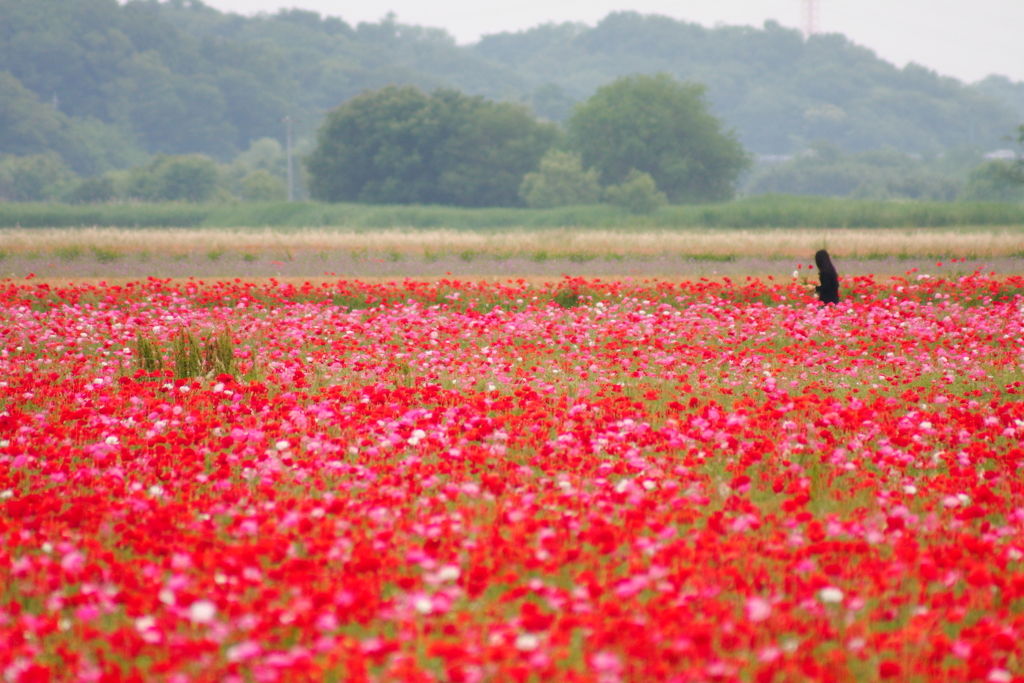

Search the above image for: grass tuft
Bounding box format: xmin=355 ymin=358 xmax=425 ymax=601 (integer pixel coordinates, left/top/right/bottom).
xmin=172 ymin=330 xmax=204 ymax=379
xmin=134 ymin=333 xmax=164 ymax=375
xmin=203 ymin=328 xmax=237 ymax=377
xmin=553 ymin=289 xmax=583 ymax=308
xmin=170 ymin=328 xmax=237 ymax=379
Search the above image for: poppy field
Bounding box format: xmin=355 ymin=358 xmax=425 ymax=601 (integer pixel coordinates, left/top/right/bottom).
xmin=1 ymin=270 xmax=1023 ymax=682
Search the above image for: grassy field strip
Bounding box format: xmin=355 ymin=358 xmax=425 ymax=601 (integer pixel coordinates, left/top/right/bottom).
xmin=3 ymin=227 xmax=1024 ymax=259
xmin=5 ymin=197 xmax=1024 ymax=229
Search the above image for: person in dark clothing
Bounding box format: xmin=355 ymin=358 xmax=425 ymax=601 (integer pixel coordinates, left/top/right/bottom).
xmin=814 ymin=249 xmax=840 ymax=304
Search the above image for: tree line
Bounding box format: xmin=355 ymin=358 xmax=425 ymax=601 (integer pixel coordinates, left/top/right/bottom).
xmin=306 ymin=75 xmax=749 ymax=210
xmin=0 ymin=138 xmax=296 ymax=204
xmin=742 ymin=143 xmax=1024 ymax=203
xmin=0 ymin=0 xmax=1022 ymax=204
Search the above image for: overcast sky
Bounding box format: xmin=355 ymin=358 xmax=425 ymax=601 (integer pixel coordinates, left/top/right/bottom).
xmin=201 ymin=0 xmax=1022 ymax=85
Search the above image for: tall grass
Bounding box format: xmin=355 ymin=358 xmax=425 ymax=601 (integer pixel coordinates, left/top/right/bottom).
xmin=0 ymin=203 xmax=209 ymax=228
xmin=3 ymin=226 xmax=1024 ymax=259
xmin=2 ymin=195 xmax=1024 ymax=229
xmin=133 ymin=328 xmax=237 ymax=380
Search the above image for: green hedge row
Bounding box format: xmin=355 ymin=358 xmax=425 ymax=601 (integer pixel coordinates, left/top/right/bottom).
xmin=2 ymin=195 xmax=1024 ymax=230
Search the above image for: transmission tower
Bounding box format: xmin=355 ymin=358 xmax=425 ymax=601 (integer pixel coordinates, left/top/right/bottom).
xmin=801 ymin=0 xmax=819 ymax=38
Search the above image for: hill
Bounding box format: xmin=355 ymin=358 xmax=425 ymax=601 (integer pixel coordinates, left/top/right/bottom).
xmin=0 ymin=0 xmax=1020 ymax=181
xmin=472 ymin=14 xmax=1019 ymax=155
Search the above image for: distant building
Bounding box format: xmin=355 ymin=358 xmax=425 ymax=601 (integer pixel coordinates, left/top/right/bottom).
xmin=984 ymin=149 xmax=1018 ymax=160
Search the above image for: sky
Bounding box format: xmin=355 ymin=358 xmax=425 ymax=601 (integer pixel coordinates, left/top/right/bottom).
xmin=201 ymin=0 xmax=1023 ymax=85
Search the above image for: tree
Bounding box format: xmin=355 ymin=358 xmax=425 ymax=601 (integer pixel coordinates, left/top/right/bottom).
xmin=959 ymin=161 xmax=1024 ymax=202
xmin=113 ymin=52 xmax=238 ymax=159
xmin=127 ymin=154 xmax=221 ymax=202
xmin=306 ymin=85 xmax=557 ymax=206
xmin=234 ymin=138 xmax=288 ymax=176
xmin=603 ymin=169 xmax=667 ymax=214
xmin=996 ymin=124 xmax=1024 ymax=185
xmin=947 ymin=125 xmax=1024 ymax=204
xmin=67 ymin=175 xmax=115 ymax=204
xmin=0 ymin=70 xmax=143 ymax=175
xmin=742 ymin=141 xmax=967 ymax=200
xmin=567 ymin=73 xmax=750 ymax=203
xmin=305 ymin=85 xmax=437 ymax=204
xmin=0 ymin=153 xmax=76 ymax=201
xmin=241 ymin=170 xmax=287 ymax=201
xmin=530 ymin=83 xmax=577 ymax=122
xmin=519 ymin=150 xmax=600 ymax=207
xmin=0 ymin=72 xmax=68 ymax=158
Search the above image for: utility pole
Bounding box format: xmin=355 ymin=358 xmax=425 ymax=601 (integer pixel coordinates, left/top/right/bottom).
xmin=283 ymin=116 xmax=294 ymax=202
xmin=801 ymin=0 xmax=819 ymax=38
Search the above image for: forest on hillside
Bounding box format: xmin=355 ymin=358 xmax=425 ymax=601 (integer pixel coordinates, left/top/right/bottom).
xmin=1 ymin=0 xmax=1022 ymax=203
